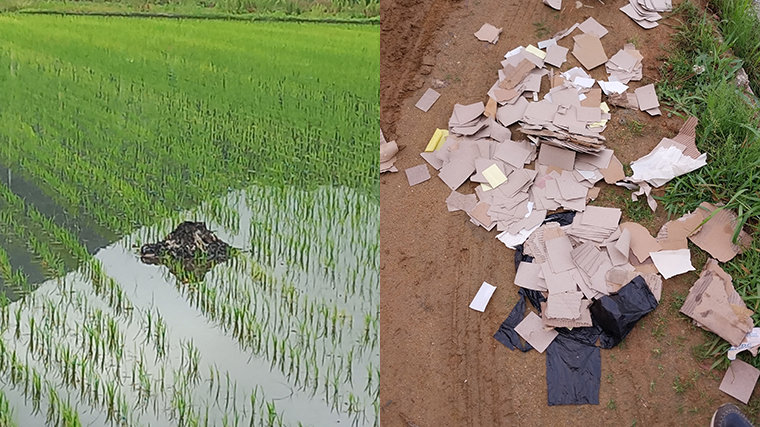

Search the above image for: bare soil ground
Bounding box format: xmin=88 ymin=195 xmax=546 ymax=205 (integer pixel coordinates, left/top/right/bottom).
xmin=379 ymin=0 xmax=756 ymax=425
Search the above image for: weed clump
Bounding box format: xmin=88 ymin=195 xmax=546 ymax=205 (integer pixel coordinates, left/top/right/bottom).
xmin=140 ymin=221 xmax=236 ymax=282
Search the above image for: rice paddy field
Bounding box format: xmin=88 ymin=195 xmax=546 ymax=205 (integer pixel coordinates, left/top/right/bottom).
xmin=0 ymin=14 xmax=379 ymax=426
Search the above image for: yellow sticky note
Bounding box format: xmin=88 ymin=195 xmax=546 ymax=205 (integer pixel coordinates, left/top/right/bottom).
xmin=425 ymin=128 xmax=449 ymax=152
xmin=600 ymin=102 xmax=610 ymax=113
xmin=482 ymin=164 xmax=508 ymax=188
xmin=525 ymin=44 xmax=547 ymax=60
xmin=589 ymin=120 xmax=608 ymax=128
xmin=480 ymin=183 xmax=493 ymax=191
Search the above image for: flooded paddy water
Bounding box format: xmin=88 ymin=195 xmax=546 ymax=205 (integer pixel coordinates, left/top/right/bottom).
xmin=0 ymin=185 xmax=378 ymax=426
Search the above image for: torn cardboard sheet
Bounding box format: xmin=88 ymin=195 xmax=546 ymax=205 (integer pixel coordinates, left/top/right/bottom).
xmin=719 ymin=359 xmax=760 ymax=404
xmin=680 ymin=258 xmax=754 ymax=347
xmin=415 ymin=88 xmax=441 ymax=112
xmin=475 ymin=23 xmax=502 ymax=44
xmin=470 ymin=281 xmax=497 ymax=312
xmin=620 ymin=222 xmax=661 ymax=263
xmin=688 ymin=202 xmax=752 ymax=262
xmin=515 ymin=311 xmax=558 ymax=353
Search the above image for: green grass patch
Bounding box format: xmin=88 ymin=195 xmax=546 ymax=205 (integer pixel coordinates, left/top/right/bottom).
xmin=658 ymin=1 xmax=760 ymax=368
xmin=709 ymin=0 xmax=760 ymax=95
xmin=0 ymin=15 xmax=379 ymax=236
xmin=0 ymin=0 xmax=379 ymax=19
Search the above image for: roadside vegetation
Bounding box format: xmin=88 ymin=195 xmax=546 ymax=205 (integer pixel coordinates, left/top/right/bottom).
xmin=657 ymin=0 xmax=760 ymax=368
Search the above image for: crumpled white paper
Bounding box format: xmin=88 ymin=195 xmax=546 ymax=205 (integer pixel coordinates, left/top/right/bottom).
xmin=630 ymin=145 xmax=707 ymax=187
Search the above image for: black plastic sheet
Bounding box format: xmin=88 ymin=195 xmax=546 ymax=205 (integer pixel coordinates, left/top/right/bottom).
xmin=546 ymin=334 xmax=601 ymax=406
xmin=590 ymin=276 xmax=658 ymax=349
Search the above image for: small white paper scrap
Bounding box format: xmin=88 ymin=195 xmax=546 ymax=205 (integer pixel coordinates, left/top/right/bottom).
xmin=649 ymin=249 xmax=695 ymax=279
xmin=469 ymin=281 xmax=497 ymax=312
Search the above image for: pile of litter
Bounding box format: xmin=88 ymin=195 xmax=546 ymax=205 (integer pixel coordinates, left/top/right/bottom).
xmin=140 ymin=221 xmax=236 ymax=282
xmin=620 ymin=0 xmax=672 ymax=29
xmin=392 ymin=9 xmax=759 ymax=406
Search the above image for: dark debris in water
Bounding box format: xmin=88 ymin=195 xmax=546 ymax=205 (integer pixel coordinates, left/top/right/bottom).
xmin=140 ymin=221 xmax=236 ymax=282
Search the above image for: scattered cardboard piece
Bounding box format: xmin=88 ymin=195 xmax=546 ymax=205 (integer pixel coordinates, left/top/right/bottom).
xmin=620 ymin=3 xmax=661 ymax=29
xmin=649 ymin=249 xmax=694 ymax=279
xmin=515 ymin=311 xmax=558 ymax=353
xmin=545 ymin=235 xmax=576 ymax=273
xmin=538 ymin=144 xmax=576 ymax=170
xmin=405 ymin=164 xmax=431 ymax=186
xmin=500 ymin=59 xmax=537 ymax=90
xmin=600 ymin=154 xmax=625 ymax=184
xmin=474 ymin=23 xmax=502 ymax=44
xmin=446 ymin=190 xmax=478 ymax=212
xmin=688 ymin=203 xmax=752 ymax=263
xmin=515 ymin=261 xmax=548 ymax=291
xmin=634 ymin=83 xmax=659 ymax=111
xmin=541 ymin=299 xmax=593 ymax=328
xmin=543 ymin=0 xmax=562 ymax=10
xmin=620 ymin=222 xmax=661 ymax=263
xmin=415 ymin=88 xmax=441 ymax=112
xmin=380 ymin=139 xmax=399 ymax=173
xmin=497 ymin=96 xmax=530 ymax=127
xmin=571 ymin=33 xmax=608 ymax=70
xmin=485 ymin=97 xmax=498 ymax=118
xmin=544 ymin=44 xmax=569 ymax=68
xmin=680 ymin=259 xmax=754 ymax=347
xmin=582 ymin=206 xmax=622 ymax=230
xmin=719 ymin=359 xmax=760 ymax=404
xmin=420 ymin=151 xmax=444 ymax=170
xmin=578 ymin=17 xmax=609 ymax=38
xmin=494 ymin=140 xmax=535 ymax=168
xmin=469 ymin=202 xmax=494 ymax=229
xmin=656 ymin=208 xmax=705 ymax=250
xmin=545 ymin=290 xmax=584 ymax=319
xmin=469 ymin=281 xmax=497 ymax=311
xmin=438 ymin=158 xmax=476 ymax=190
xmin=671 ymin=116 xmax=700 ymax=159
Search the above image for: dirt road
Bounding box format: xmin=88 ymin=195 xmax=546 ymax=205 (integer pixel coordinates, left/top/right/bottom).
xmin=379 ymin=0 xmax=743 ymax=425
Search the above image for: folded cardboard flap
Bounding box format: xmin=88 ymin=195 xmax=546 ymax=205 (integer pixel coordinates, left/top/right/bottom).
xmin=680 ymin=259 xmax=753 ymax=347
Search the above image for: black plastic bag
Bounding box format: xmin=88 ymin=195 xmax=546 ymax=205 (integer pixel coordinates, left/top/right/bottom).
xmin=590 ymin=275 xmax=658 ymax=349
xmin=546 ymin=334 xmax=601 ymax=405
xmin=493 ymin=288 xmax=533 ymax=351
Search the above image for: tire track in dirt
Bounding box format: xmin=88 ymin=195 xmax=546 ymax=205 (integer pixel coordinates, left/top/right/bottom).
xmin=451 ymin=243 xmax=518 ymax=426
xmin=380 ymin=0 xmax=460 ymax=140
